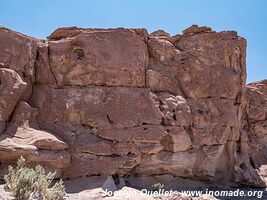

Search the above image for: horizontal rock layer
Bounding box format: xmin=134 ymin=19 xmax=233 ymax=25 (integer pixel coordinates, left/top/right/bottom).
xmin=0 ymin=25 xmax=266 ymax=187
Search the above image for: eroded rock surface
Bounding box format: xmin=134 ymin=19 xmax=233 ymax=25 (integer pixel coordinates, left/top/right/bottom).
xmin=47 ymin=28 xmax=148 ymax=87
xmin=241 ymin=80 xmax=267 ymax=185
xmin=0 ymin=25 xmax=266 ymax=187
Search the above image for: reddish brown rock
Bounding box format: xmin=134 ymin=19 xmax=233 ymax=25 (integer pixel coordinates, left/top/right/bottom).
xmin=160 ymin=126 xmax=192 ymax=152
xmin=0 ymin=101 xmax=70 ymax=178
xmin=131 ymin=28 xmax=149 ymax=42
xmin=241 ymin=80 xmax=267 ymax=186
xmin=182 ymin=25 xmax=213 ymax=35
xmin=48 ymin=28 xmax=148 ymax=87
xmin=4 ymin=102 xmax=68 ymax=150
xmin=133 ymin=151 xmax=198 ymax=177
xmin=35 ymin=44 xmax=57 ymax=86
xmin=194 ymin=145 xmax=228 ymax=179
xmin=147 ymin=25 xmax=246 ymax=100
xmin=147 ymin=36 xmax=183 ymax=95
xmin=30 ymin=86 xmax=163 ymax=129
xmin=0 ymin=27 xmax=39 ymax=101
xmin=0 ymin=27 xmax=38 ymax=81
xmin=0 ymin=25 xmax=266 ymax=188
xmin=158 ymin=93 xmax=192 ymax=126
xmin=150 ymin=29 xmax=171 ymax=40
xmin=146 ymin=69 xmax=182 ymax=95
xmin=245 ymin=80 xmax=267 ymax=121
xmin=173 ymin=29 xmax=246 ymax=99
xmin=0 ymin=69 xmax=27 ymax=133
xmin=63 ymin=153 xmax=140 ymax=178
xmin=188 ymin=98 xmax=239 ymax=147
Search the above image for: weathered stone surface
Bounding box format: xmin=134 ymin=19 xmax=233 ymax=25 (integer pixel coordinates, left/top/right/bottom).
xmin=0 ymin=27 xmax=39 ymax=102
xmin=35 ymin=44 xmax=57 ymax=86
xmin=173 ymin=27 xmax=246 ymax=99
xmin=182 ymin=25 xmax=213 ymax=35
xmin=30 ymin=86 xmax=163 ymax=129
xmin=0 ymin=25 xmax=266 ymax=188
xmin=98 ymin=125 xmax=166 ymax=143
xmin=161 ymin=126 xmax=192 ymax=152
xmin=62 ymin=153 xmax=140 ymax=178
xmin=150 ymin=29 xmax=171 ymax=39
xmin=131 ymin=28 xmax=149 ymax=42
xmin=133 ymin=151 xmax=198 ymax=177
xmin=48 ymin=28 xmax=148 ymax=87
xmin=147 ymin=36 xmax=183 ymax=95
xmin=0 ymin=69 xmax=27 ymax=133
xmin=245 ymin=80 xmax=267 ymax=121
xmin=188 ymin=98 xmax=239 ymax=147
xmin=158 ymin=93 xmax=192 ymax=126
xmin=4 ymin=101 xmax=68 ymax=150
xmin=241 ymin=80 xmax=267 ymax=187
xmin=147 ymin=25 xmax=246 ymax=100
xmin=194 ymin=145 xmax=227 ymax=179
xmin=0 ymin=102 xmax=70 ymax=178
xmin=0 ymin=27 xmax=38 ymax=80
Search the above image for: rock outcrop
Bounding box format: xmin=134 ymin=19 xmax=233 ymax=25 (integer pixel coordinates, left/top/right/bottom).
xmin=0 ymin=25 xmax=266 ymax=187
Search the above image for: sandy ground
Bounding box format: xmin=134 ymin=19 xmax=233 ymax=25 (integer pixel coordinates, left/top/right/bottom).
xmin=0 ymin=176 xmax=267 ymax=199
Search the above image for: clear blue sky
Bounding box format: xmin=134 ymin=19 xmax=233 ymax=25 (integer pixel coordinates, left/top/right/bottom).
xmin=1 ymin=0 xmax=267 ymax=83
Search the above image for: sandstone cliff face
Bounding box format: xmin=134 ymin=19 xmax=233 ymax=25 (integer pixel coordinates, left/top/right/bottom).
xmin=0 ymin=25 xmax=266 ymax=187
xmin=242 ymin=80 xmax=267 ymax=185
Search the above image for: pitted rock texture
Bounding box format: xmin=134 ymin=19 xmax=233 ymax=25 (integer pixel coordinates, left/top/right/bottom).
xmin=0 ymin=25 xmax=266 ymax=187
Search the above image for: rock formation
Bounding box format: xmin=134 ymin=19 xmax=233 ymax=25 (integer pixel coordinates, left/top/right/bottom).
xmin=0 ymin=25 xmax=266 ymax=187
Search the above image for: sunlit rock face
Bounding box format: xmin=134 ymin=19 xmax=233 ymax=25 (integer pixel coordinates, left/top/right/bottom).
xmin=0 ymin=25 xmax=266 ymax=187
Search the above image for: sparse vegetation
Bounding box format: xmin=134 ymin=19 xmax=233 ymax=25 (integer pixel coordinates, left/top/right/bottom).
xmin=4 ymin=156 xmax=66 ymax=200
xmin=152 ymin=182 xmax=164 ymax=192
